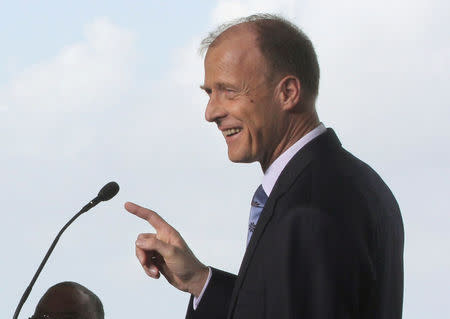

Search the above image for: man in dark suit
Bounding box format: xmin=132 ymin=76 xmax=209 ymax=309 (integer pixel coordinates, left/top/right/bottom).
xmin=125 ymin=14 xmax=404 ymax=318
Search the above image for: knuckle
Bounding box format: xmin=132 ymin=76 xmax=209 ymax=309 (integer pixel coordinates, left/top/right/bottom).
xmin=135 ymin=248 xmax=141 ymax=258
xmin=167 ymin=246 xmax=177 ymax=257
xmin=137 ymin=233 xmax=147 ymax=240
xmin=169 ymin=229 xmax=181 ymax=239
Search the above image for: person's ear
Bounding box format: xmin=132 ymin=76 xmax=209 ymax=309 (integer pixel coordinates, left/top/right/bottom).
xmin=275 ymin=75 xmax=301 ymax=111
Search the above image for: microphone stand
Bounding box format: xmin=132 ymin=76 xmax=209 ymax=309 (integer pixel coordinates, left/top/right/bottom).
xmin=12 ymin=199 xmax=100 ymax=319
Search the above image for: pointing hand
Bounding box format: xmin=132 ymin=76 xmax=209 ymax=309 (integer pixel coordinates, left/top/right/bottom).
xmin=125 ymin=202 xmax=209 ymax=296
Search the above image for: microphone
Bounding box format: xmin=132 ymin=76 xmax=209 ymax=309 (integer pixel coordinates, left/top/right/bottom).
xmin=80 ymin=181 xmax=120 ymax=212
xmin=13 ymin=181 xmax=120 ymax=319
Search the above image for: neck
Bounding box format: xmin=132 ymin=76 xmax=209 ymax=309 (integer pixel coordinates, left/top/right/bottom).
xmin=260 ymin=109 xmax=320 ymax=172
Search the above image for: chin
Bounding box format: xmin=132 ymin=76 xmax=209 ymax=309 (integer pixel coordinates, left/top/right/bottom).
xmin=227 ymin=150 xmax=254 ymax=164
xmin=227 ymin=151 xmax=242 ymax=163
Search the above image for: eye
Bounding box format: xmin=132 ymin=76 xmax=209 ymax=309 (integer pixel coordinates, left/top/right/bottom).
xmin=224 ymin=88 xmax=237 ymax=98
xmin=200 ymin=85 xmax=212 ymax=96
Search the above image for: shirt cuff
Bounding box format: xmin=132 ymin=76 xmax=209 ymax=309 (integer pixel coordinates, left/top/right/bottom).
xmin=192 ymin=267 xmax=212 ymax=310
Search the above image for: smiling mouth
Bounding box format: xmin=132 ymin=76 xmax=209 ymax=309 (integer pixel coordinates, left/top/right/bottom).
xmin=223 ymin=128 xmax=242 ymax=137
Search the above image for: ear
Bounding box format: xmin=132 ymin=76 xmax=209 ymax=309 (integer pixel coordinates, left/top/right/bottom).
xmin=275 ymin=75 xmax=301 ymax=111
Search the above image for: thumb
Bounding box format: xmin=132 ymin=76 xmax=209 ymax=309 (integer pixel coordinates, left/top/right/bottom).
xmin=136 ymin=233 xmax=175 ymax=259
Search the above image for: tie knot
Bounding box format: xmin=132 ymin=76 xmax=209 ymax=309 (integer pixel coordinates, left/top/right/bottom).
xmin=251 ymin=185 xmax=268 ymax=208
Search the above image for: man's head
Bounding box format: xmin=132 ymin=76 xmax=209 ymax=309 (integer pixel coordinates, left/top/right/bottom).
xmin=31 ymin=281 xmax=104 ymax=319
xmin=200 ymin=14 xmax=320 ymax=171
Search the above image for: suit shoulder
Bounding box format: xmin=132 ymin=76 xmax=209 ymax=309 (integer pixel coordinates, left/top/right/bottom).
xmin=310 ymin=147 xmax=400 ymax=218
xmin=276 ymin=145 xmax=403 ymax=246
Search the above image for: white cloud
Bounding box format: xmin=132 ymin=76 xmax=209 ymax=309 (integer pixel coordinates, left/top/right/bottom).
xmin=1 ymin=17 xmax=135 ymax=112
xmin=210 ymin=0 xmax=298 ymax=23
xmin=0 ymin=18 xmax=136 ymax=158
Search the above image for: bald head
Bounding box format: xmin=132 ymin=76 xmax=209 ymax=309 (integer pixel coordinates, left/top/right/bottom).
xmin=32 ymin=282 xmax=104 ymax=319
xmin=208 ymin=22 xmax=257 ymax=49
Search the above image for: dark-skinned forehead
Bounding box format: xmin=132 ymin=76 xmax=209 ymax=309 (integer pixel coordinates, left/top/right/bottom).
xmin=35 ymin=285 xmax=94 ymax=314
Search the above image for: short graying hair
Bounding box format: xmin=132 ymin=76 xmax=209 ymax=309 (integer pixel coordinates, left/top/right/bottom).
xmin=200 ymin=14 xmax=320 ymax=100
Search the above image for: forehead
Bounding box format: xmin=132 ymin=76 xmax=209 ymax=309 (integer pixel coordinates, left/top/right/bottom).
xmin=204 ymin=27 xmax=268 ymax=82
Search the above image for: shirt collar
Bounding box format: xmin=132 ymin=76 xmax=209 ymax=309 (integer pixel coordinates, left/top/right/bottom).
xmin=261 ymin=123 xmax=326 ymax=196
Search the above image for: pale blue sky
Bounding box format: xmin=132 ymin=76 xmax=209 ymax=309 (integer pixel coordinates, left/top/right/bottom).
xmin=0 ymin=1 xmax=216 ymax=84
xmin=1 ymin=1 xmax=449 ymax=318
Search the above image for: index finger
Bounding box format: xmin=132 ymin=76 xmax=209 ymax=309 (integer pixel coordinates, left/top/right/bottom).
xmin=125 ymin=201 xmax=171 ymax=232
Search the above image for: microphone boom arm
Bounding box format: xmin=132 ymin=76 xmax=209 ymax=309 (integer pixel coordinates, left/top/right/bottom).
xmin=13 ymin=181 xmax=118 ymax=319
xmin=12 ymin=205 xmax=91 ymax=319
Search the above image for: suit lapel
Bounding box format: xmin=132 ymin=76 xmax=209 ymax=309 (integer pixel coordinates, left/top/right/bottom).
xmin=226 ymin=129 xmax=341 ymax=318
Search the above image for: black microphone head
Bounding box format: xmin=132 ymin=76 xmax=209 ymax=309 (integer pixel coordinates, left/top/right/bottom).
xmin=97 ymin=181 xmax=120 ymax=201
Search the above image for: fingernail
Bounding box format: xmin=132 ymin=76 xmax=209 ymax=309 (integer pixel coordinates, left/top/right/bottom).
xmin=136 ymin=240 xmax=143 ymax=247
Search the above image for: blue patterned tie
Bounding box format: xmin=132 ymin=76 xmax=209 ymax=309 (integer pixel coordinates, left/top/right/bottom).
xmin=247 ymin=185 xmax=268 ymax=246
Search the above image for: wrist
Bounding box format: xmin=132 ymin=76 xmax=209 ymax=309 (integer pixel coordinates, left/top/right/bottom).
xmin=189 ymin=265 xmax=210 ymax=297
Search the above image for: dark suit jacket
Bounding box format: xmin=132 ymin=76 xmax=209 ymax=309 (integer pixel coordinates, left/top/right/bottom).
xmin=186 ymin=129 xmax=404 ymax=319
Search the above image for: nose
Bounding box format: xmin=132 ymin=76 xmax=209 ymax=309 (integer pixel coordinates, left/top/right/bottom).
xmin=205 ymin=94 xmax=227 ymax=124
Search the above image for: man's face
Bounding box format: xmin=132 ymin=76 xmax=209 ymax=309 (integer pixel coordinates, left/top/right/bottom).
xmin=202 ymin=27 xmax=284 ymax=169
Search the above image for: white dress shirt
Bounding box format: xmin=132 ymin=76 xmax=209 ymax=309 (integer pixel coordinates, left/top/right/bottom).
xmin=262 ymin=123 xmax=326 ymax=196
xmin=193 ymin=123 xmax=327 ymax=310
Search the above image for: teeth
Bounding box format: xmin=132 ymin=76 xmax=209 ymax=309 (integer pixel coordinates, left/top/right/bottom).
xmin=223 ymin=128 xmax=242 ymax=137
